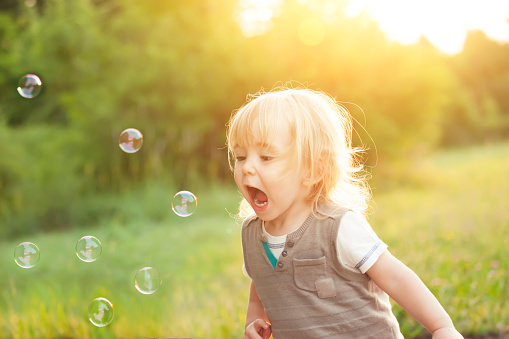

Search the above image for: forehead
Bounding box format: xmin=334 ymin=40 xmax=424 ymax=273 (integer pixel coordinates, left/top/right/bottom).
xmin=232 ymin=115 xmax=293 ymax=151
xmin=232 ymin=95 xmax=295 ymax=142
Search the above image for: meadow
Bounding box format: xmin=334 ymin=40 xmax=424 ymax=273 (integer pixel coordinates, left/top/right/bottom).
xmin=0 ymin=142 xmax=508 ymax=338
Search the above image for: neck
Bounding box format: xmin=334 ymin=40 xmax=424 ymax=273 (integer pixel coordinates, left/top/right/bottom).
xmin=264 ymin=203 xmax=313 ymax=236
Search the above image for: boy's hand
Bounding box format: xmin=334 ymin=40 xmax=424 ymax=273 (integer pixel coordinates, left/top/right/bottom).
xmin=432 ymin=327 xmax=464 ymax=339
xmin=243 ymin=319 xmax=272 ymax=339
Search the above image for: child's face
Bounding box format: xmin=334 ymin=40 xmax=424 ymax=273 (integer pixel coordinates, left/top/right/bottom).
xmin=233 ymin=119 xmax=312 ymax=224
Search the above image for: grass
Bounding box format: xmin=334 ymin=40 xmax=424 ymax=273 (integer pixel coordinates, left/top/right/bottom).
xmin=0 ymin=186 xmax=247 ymax=339
xmin=370 ymin=142 xmax=509 ymax=337
xmin=1 ymin=142 xmax=508 ymax=338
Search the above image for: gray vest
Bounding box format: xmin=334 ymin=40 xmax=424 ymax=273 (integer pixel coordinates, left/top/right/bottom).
xmin=242 ymin=207 xmax=403 ymax=339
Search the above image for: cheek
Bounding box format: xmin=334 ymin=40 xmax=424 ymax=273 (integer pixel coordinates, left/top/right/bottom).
xmin=233 ymin=167 xmax=242 ymax=185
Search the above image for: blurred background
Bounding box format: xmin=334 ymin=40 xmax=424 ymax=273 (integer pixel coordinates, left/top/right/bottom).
xmin=0 ymin=0 xmax=508 ymax=338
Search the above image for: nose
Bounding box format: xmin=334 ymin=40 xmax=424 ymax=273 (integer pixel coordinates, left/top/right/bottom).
xmin=242 ymin=158 xmax=256 ymax=176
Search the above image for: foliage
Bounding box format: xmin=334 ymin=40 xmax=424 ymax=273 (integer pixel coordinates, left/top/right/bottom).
xmin=0 ymin=120 xmax=90 ymax=237
xmin=0 ymin=0 xmax=508 ymax=236
xmin=440 ymin=31 xmax=509 ymax=146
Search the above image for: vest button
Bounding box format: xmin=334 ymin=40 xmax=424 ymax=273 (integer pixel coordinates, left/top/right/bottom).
xmin=282 ymin=250 xmax=288 ymax=257
xmin=287 ymin=241 xmax=294 ymax=247
xmin=277 ymin=262 xmax=284 ymax=268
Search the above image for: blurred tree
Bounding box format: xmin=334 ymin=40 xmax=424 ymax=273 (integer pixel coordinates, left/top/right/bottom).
xmin=0 ymin=0 xmax=507 ymax=236
xmin=0 ymin=0 xmax=249 ymax=235
xmin=0 ymin=0 xmax=18 ymax=14
xmin=443 ymin=31 xmax=509 ymax=146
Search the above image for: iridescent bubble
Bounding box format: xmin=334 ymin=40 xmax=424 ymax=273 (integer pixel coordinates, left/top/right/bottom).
xmin=88 ymin=297 xmax=114 ymax=327
xmin=172 ymin=191 xmax=197 ymax=217
xmin=135 ymin=267 xmax=161 ymax=295
xmin=17 ymin=74 xmax=42 ymax=98
xmin=119 ymin=128 xmax=143 ymax=153
xmin=76 ymin=236 xmax=102 ymax=262
xmin=14 ymin=242 xmax=40 ymax=268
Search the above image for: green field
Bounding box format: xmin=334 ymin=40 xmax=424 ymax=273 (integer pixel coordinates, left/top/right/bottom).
xmin=1 ymin=143 xmax=508 ymax=338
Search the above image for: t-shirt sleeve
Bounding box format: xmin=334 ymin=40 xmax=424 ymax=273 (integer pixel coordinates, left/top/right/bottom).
xmin=242 ymin=263 xmax=251 ymax=279
xmin=336 ymin=211 xmax=388 ymax=274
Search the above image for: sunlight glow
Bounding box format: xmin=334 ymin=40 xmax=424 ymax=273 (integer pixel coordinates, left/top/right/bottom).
xmin=346 ymin=0 xmax=509 ymax=54
xmin=233 ymin=0 xmax=282 ymax=37
xmin=298 ymin=18 xmax=326 ymax=46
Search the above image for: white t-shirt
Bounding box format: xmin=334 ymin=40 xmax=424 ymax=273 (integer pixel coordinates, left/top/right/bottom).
xmin=242 ymin=211 xmax=387 ymax=278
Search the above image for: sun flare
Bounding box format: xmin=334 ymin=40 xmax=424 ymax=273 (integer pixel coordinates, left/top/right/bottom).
xmin=235 ymin=0 xmax=509 ymax=54
xmin=346 ymin=0 xmax=509 ymax=54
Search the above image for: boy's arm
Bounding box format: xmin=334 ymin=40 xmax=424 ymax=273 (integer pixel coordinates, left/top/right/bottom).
xmin=244 ymin=281 xmax=272 ymax=339
xmin=366 ymin=251 xmax=463 ymax=339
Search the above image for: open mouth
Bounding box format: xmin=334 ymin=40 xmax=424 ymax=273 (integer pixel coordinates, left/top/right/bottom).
xmin=247 ymin=186 xmax=268 ymax=208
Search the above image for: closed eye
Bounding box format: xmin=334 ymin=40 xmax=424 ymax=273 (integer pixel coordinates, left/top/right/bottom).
xmin=260 ymin=155 xmax=274 ymax=161
xmin=235 ymin=156 xmax=246 ymax=162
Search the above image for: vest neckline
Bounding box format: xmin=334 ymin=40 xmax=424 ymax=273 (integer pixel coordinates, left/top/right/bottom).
xmin=286 ymin=212 xmax=314 ymax=239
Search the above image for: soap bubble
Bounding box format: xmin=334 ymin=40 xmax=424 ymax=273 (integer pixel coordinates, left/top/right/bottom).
xmin=135 ymin=267 xmax=161 ymax=294
xmin=172 ymin=191 xmax=197 ymax=217
xmin=17 ymin=74 xmax=42 ymax=98
xmin=14 ymin=242 xmax=40 ymax=268
xmin=88 ymin=297 xmax=114 ymax=327
xmin=76 ymin=236 xmax=102 ymax=262
xmin=119 ymin=128 xmax=143 ymax=153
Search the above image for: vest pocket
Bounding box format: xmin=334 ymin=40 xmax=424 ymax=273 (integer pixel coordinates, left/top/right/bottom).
xmin=293 ymin=256 xmax=330 ymax=293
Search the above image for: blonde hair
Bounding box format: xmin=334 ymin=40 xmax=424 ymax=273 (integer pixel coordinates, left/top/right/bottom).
xmin=226 ymin=86 xmax=371 ymax=219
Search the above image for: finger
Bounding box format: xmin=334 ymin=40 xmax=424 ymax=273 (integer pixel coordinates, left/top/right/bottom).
xmin=260 ymin=324 xmax=272 ymax=339
xmin=244 ymin=320 xmax=267 ymax=339
xmin=253 ymin=319 xmax=270 ymax=332
xmin=254 ymin=320 xmax=270 ymax=338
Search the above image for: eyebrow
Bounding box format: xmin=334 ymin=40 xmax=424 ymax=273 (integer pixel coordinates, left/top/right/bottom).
xmin=233 ymin=142 xmax=278 ymax=151
xmin=260 ymin=144 xmax=278 ymax=153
